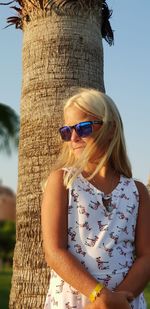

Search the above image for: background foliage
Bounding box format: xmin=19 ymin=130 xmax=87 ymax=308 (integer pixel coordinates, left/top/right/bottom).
xmin=0 ymin=221 xmax=16 ymax=265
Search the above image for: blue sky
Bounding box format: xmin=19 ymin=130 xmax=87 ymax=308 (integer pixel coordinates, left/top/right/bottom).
xmin=0 ymin=0 xmax=150 ymax=192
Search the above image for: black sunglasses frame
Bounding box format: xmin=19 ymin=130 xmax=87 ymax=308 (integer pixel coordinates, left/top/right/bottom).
xmin=59 ymin=120 xmax=103 ymax=141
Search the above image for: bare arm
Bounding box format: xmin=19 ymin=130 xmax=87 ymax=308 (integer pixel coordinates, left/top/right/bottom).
xmin=115 ymin=181 xmax=150 ymax=297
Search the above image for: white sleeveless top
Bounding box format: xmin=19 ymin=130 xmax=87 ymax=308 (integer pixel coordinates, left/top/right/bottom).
xmin=44 ymin=173 xmax=147 ymax=309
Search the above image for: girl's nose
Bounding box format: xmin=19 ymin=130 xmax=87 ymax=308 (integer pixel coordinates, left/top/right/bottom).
xmin=70 ymin=128 xmax=80 ymax=142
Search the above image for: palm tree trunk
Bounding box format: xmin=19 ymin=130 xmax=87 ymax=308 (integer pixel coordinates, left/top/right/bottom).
xmin=9 ymin=4 xmax=106 ymax=308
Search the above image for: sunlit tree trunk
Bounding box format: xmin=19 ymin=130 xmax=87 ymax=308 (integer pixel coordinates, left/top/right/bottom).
xmin=8 ymin=1 xmax=112 ymax=307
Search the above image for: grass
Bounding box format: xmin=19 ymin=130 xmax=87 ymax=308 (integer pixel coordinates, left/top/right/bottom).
xmin=0 ymin=269 xmax=150 ymax=308
xmin=0 ymin=269 xmax=12 ymax=309
xmin=145 ymin=284 xmax=150 ymax=308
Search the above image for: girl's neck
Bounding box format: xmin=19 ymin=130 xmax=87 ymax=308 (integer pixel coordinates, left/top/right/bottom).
xmin=83 ymin=164 xmax=120 ymax=195
xmin=84 ymin=163 xmax=113 ymax=178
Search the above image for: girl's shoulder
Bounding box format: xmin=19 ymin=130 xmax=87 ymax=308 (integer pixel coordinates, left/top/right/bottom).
xmin=41 ymin=169 xmax=65 ymax=192
xmin=134 ymin=180 xmax=150 ymax=199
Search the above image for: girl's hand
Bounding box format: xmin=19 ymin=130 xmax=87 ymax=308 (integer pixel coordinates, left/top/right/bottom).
xmin=116 ymin=290 xmax=134 ymax=302
xmin=83 ymin=288 xmax=133 ymax=309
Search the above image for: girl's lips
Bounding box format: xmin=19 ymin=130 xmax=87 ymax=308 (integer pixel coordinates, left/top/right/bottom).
xmin=72 ymin=143 xmax=86 ymax=149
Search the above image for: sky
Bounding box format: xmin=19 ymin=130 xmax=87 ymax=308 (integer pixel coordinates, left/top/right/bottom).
xmin=0 ymin=0 xmax=150 ymax=192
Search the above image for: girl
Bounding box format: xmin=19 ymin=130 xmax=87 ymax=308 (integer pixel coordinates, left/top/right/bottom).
xmin=41 ymin=88 xmax=150 ymax=309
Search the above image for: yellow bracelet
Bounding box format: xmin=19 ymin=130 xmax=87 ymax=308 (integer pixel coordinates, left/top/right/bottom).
xmin=89 ymin=283 xmax=104 ymax=303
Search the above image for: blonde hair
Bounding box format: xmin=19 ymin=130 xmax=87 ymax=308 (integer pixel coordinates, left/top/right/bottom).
xmin=53 ymin=88 xmax=132 ymax=188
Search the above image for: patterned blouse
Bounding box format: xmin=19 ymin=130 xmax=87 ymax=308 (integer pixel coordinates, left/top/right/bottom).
xmin=44 ymin=173 xmax=147 ymax=309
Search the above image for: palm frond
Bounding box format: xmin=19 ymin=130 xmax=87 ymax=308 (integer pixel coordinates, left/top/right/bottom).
xmin=0 ymin=127 xmax=12 ymax=155
xmin=38 ymin=0 xmax=44 ymax=9
xmin=101 ymin=0 xmax=114 ymax=46
xmin=17 ymin=0 xmax=23 ymax=5
xmin=0 ymin=1 xmax=14 ymax=5
xmin=27 ymin=0 xmax=38 ymax=9
xmin=10 ymin=5 xmax=22 ymax=13
xmin=0 ymin=0 xmax=114 ymax=45
xmin=0 ymin=103 xmax=20 ymax=155
xmin=6 ymin=16 xmax=22 ymax=28
xmin=45 ymin=0 xmax=101 ymax=10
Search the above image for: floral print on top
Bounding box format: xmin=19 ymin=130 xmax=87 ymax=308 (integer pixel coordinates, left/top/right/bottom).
xmin=44 ymin=174 xmax=147 ymax=309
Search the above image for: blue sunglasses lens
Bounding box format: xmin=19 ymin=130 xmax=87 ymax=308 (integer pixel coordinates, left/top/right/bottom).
xmin=76 ymin=123 xmax=92 ymax=137
xmin=59 ymin=126 xmax=72 ymax=141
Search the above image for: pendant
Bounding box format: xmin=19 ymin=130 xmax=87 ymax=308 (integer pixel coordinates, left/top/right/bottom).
xmin=106 ymin=204 xmax=113 ymax=212
xmin=102 ymin=194 xmax=113 ymax=212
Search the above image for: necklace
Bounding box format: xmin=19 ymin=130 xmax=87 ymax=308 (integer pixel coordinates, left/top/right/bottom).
xmin=102 ymin=194 xmax=113 ymax=212
xmin=84 ymin=169 xmax=117 ymax=213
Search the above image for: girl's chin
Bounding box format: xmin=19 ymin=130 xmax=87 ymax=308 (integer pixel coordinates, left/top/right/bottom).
xmin=73 ymin=147 xmax=84 ymax=156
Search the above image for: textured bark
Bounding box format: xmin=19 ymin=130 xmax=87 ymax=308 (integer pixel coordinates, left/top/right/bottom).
xmin=9 ymin=6 xmax=105 ymax=309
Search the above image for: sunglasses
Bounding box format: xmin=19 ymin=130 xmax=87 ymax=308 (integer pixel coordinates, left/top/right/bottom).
xmin=59 ymin=120 xmax=103 ymax=141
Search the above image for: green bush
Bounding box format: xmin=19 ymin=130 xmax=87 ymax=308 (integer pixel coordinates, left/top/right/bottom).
xmin=0 ymin=221 xmax=16 ymax=265
xmin=145 ymin=284 xmax=150 ymax=308
xmin=0 ymin=269 xmax=12 ymax=308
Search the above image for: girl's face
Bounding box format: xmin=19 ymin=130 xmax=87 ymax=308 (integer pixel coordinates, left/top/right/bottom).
xmin=64 ymin=105 xmax=103 ymax=159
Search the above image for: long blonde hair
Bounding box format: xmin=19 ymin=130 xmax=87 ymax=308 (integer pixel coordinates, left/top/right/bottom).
xmin=53 ymin=88 xmax=132 ymax=188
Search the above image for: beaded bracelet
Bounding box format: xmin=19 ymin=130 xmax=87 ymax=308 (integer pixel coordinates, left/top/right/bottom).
xmin=89 ymin=283 xmax=104 ymax=303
